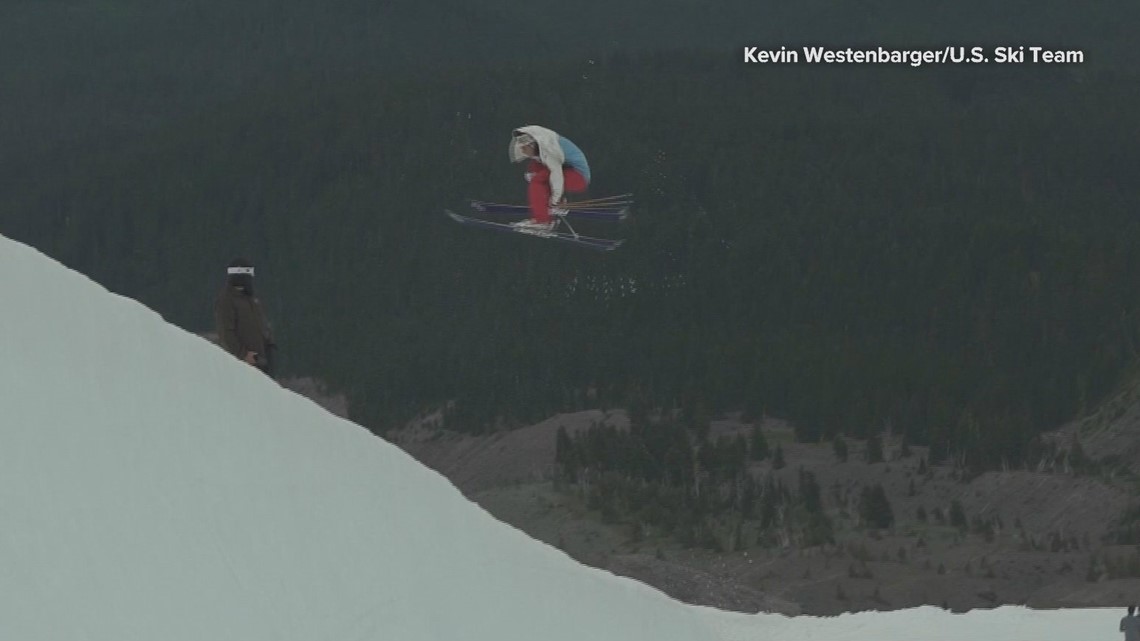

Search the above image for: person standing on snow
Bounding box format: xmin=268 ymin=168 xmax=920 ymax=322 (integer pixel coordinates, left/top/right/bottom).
xmin=214 ymin=257 xmax=277 ymax=376
xmin=507 ymin=126 xmax=591 ymax=232
xmin=1123 ymin=605 xmax=1140 ymax=641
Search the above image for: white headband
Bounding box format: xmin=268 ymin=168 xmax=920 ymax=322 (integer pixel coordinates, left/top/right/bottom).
xmin=227 ymin=267 xmax=254 ymax=276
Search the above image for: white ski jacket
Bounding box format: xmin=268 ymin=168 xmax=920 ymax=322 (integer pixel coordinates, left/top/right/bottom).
xmin=511 ymin=125 xmax=590 ymax=204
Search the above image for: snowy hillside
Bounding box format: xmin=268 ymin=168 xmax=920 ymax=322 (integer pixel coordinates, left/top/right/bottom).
xmin=0 ymin=233 xmax=1118 ymax=640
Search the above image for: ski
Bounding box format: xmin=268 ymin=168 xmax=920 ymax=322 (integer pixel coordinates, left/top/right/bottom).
xmin=558 ymin=193 xmax=634 ymax=205
xmin=468 ymin=200 xmax=630 ymax=221
xmin=445 ymin=210 xmax=625 ymax=251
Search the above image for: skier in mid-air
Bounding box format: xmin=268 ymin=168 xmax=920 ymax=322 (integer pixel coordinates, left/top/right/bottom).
xmin=445 ymin=125 xmax=626 ymax=250
xmin=507 ymin=126 xmax=591 ymax=232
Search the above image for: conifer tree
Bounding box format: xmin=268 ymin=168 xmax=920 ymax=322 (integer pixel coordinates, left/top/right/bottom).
xmin=750 ymin=426 xmax=769 ymax=461
xmin=833 ymin=435 xmax=849 ymax=463
xmin=866 ymin=435 xmax=884 ymax=464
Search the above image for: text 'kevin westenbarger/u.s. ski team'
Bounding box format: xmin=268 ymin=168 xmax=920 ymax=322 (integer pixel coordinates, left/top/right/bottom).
xmin=743 ymin=46 xmax=1085 ymax=66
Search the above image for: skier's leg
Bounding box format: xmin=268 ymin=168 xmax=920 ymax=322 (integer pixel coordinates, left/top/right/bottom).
xmin=527 ymin=162 xmax=553 ymax=223
xmin=563 ymin=168 xmax=588 ymax=196
xmin=545 ymin=168 xmax=589 ymax=222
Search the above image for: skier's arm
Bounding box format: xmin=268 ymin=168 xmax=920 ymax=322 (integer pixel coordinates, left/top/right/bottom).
xmin=262 ymin=310 xmax=277 ymax=365
xmin=214 ymin=296 xmax=243 ymax=357
xmin=544 ymin=155 xmax=565 ymax=204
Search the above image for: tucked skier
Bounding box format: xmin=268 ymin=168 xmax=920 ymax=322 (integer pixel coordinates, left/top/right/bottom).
xmin=444 ymin=126 xmax=627 ymax=249
xmin=507 ymin=126 xmax=591 ymax=232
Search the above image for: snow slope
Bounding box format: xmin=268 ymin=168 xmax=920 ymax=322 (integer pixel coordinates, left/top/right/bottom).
xmin=0 ymin=234 xmax=1119 ymax=640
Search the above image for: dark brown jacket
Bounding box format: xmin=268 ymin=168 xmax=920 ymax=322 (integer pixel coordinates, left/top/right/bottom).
xmin=214 ymin=285 xmax=275 ymax=372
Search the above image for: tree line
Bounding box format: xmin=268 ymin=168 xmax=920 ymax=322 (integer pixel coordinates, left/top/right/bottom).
xmin=553 ymin=416 xmax=906 ymax=549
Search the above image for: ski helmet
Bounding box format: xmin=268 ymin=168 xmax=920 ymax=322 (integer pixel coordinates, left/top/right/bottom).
xmin=226 ymin=257 xmax=255 ymax=294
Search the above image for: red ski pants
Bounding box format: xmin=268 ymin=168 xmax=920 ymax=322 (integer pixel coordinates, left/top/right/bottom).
xmin=527 ymin=161 xmax=588 ymax=223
